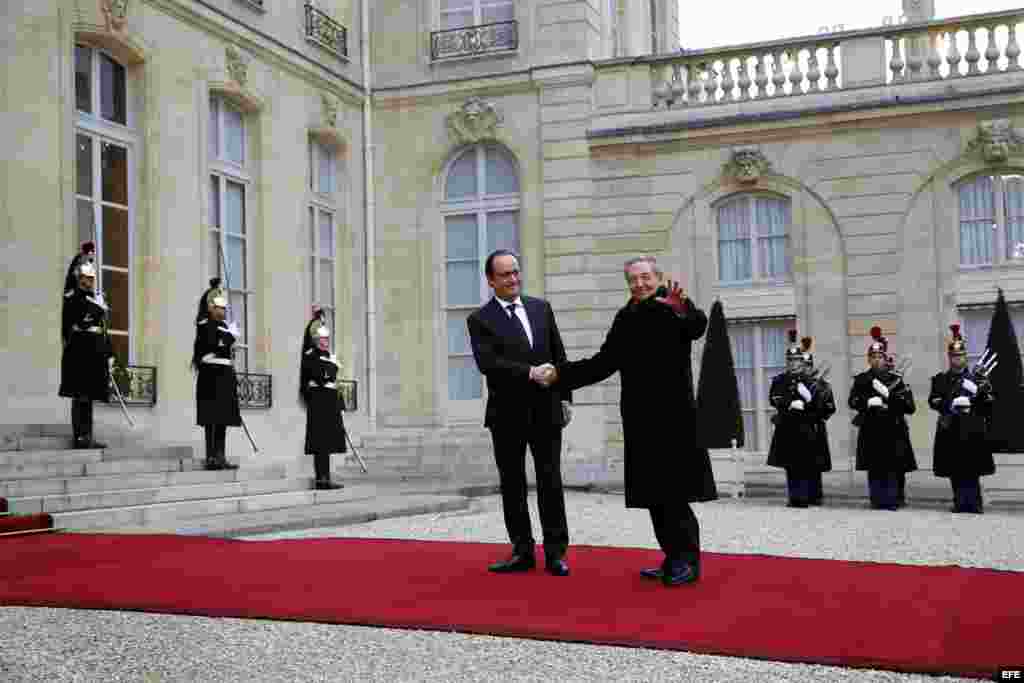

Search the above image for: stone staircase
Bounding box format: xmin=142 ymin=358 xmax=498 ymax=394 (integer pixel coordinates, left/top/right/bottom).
xmin=0 ymin=424 xmax=470 ymax=537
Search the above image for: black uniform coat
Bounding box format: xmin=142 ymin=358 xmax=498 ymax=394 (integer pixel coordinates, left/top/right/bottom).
xmin=928 ymin=370 xmax=996 ymax=478
xmin=301 ymin=348 xmax=347 ymax=455
xmin=59 ymin=288 xmax=112 ymax=401
xmin=849 ymin=370 xmax=917 ymax=473
xmin=194 ymin=317 xmax=242 ymax=427
xmin=766 ymin=372 xmax=835 ymax=472
xmin=556 ymin=296 xmax=717 ymax=508
xmin=467 ymin=295 xmax=571 ymax=432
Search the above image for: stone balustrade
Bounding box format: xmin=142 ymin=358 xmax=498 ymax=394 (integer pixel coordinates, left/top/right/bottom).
xmin=649 ymin=9 xmax=1024 ymax=109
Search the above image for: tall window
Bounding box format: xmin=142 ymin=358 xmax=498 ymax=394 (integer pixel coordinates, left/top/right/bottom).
xmin=209 ymin=96 xmax=251 ymax=371
xmin=717 ymin=194 xmax=790 ymax=284
xmin=443 ymin=144 xmax=520 ymax=402
xmin=309 ymin=138 xmax=337 ymax=340
xmin=958 ymin=173 xmax=1024 ymax=267
xmin=75 ymin=45 xmax=134 ymax=367
xmin=441 ymin=0 xmax=513 ymax=29
xmin=728 ymin=320 xmax=790 ymax=451
xmin=959 ymin=306 xmax=1024 ymax=367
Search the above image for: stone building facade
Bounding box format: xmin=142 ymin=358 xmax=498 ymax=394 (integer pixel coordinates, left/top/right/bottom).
xmin=3 ymin=0 xmax=1024 ymax=498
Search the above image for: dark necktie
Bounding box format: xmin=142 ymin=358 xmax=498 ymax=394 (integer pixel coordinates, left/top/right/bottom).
xmin=506 ymin=303 xmax=531 ymax=347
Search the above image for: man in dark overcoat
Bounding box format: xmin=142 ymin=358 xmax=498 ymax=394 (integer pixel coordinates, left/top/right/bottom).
xmin=467 ymin=249 xmax=573 ymax=577
xmin=767 ymin=331 xmax=835 ymax=507
xmin=192 ymin=278 xmax=242 ymax=471
xmin=550 ymin=256 xmax=716 ymax=587
xmin=300 ymin=307 xmax=346 ymax=490
xmin=848 ymin=327 xmax=916 ymax=510
xmin=59 ymin=259 xmax=112 ymax=448
xmin=928 ymin=324 xmax=996 ymax=513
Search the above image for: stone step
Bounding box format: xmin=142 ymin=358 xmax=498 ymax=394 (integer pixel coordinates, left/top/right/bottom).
xmin=0 ymin=445 xmax=193 ymax=468
xmin=0 ymin=456 xmax=203 ymax=481
xmin=51 ymin=484 xmax=384 ymax=531
xmin=6 ymin=477 xmax=317 ymax=515
xmin=177 ymin=493 xmax=472 ymax=538
xmin=0 ymin=465 xmax=286 ymax=499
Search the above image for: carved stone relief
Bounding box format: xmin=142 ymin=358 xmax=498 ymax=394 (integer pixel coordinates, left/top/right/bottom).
xmin=101 ymin=0 xmax=129 ymax=33
xmin=723 ymin=149 xmax=773 ymax=184
xmin=321 ymin=93 xmax=338 ymax=128
xmin=446 ymin=97 xmax=503 ymax=146
xmin=966 ymin=119 xmax=1024 ymax=163
xmin=225 ymin=45 xmax=249 ymax=88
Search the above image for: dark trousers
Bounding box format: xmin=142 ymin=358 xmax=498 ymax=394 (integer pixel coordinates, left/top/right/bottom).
xmin=785 ymin=469 xmax=815 ymax=507
xmin=951 ymin=476 xmax=983 ymax=513
xmin=868 ymin=470 xmax=900 ymax=510
xmin=649 ymin=503 xmax=701 ymax=571
xmin=810 ymin=471 xmax=824 ymax=505
xmin=71 ymin=398 xmax=93 ymax=444
xmin=313 ymin=453 xmax=332 ymax=482
xmin=896 ymin=471 xmax=907 ymax=507
xmin=204 ymin=425 xmax=227 ymax=464
xmin=490 ymin=427 xmax=568 ymax=559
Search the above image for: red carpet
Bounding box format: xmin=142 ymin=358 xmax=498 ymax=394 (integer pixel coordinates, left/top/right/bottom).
xmin=0 ymin=512 xmax=52 ymax=534
xmin=0 ymin=535 xmax=1020 ymax=679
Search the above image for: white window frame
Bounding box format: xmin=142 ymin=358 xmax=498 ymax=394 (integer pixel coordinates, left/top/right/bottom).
xmin=716 ymin=193 xmax=791 ymax=286
xmin=441 ymin=145 xmax=520 ymax=411
xmin=308 ymin=138 xmax=338 ymax=340
xmin=439 ymin=0 xmax=514 ymax=29
xmin=208 ymin=95 xmax=252 ymax=372
xmin=75 ymin=44 xmax=136 ymax=365
xmin=729 ymin=318 xmax=793 ymax=452
xmin=957 ymin=173 xmax=1024 ymax=269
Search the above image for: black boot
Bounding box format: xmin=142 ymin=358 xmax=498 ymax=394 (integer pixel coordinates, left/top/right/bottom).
xmin=314 ymin=453 xmax=342 ymax=490
xmin=215 ymin=425 xmax=238 ymax=470
xmin=71 ymin=400 xmax=87 ymax=448
xmin=204 ymin=425 xmax=220 ymax=470
xmin=81 ymin=401 xmax=107 ymax=449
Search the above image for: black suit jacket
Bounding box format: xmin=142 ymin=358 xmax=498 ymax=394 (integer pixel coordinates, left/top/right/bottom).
xmin=467 ymin=295 xmax=571 ymax=431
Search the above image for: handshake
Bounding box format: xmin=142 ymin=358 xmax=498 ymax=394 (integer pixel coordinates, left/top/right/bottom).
xmin=530 ymin=363 xmax=559 ymax=388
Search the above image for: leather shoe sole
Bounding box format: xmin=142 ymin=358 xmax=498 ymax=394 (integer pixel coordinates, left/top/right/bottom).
xmin=640 ymin=567 xmax=664 ymax=580
xmin=488 ymin=556 xmax=536 ymax=573
xmin=544 ymin=560 xmax=570 ymax=576
xmin=662 ymin=566 xmax=699 ymax=587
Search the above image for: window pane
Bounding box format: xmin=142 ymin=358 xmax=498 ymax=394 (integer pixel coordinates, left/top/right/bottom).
xmin=446 ymin=262 xmax=481 ymax=306
xmin=224 ymin=104 xmax=244 ymax=165
xmin=961 ymin=311 xmax=989 ymax=364
xmin=718 ymin=198 xmax=752 ymax=282
xmin=959 ymin=176 xmax=995 ymax=266
xmin=754 ymin=197 xmax=788 ymax=237
xmin=448 ymin=357 xmax=483 ymax=400
xmin=320 ymin=258 xmax=334 ymax=309
xmin=482 ymin=0 xmax=514 ymax=23
xmin=75 ymin=46 xmax=92 ymax=114
xmin=226 ymin=235 xmax=246 ymax=290
xmin=447 ymin=311 xmax=473 ymax=355
xmin=486 ymin=210 xmax=518 ymax=255
xmin=742 ymin=412 xmax=757 ymax=451
xmin=441 ymin=7 xmax=474 ymax=30
xmin=731 ymin=327 xmax=756 ymax=409
xmin=319 ymin=209 xmax=333 ymax=255
xmin=102 ymin=268 xmax=129 ymax=332
xmin=76 ymin=135 xmax=93 ymax=197
xmin=209 ymin=231 xmax=221 ymax=282
xmin=446 ymin=150 xmax=477 ymax=199
xmin=77 ymin=199 xmax=95 ymax=247
xmin=109 ymin=333 xmax=129 ymax=369
xmin=101 ymin=141 xmax=128 ymax=206
xmin=99 ymin=53 xmax=126 ymax=125
xmin=484 ymin=145 xmax=518 ymax=195
xmin=1005 ymin=176 xmax=1024 ymax=259
xmin=225 ymin=181 xmax=245 ymax=235
xmin=210 ymin=176 xmax=221 ymax=228
xmin=229 ymin=292 xmax=247 ymax=344
xmin=446 ymin=214 xmax=478 ymax=260
xmin=209 ymin=98 xmax=219 ymax=162
xmin=102 ymin=206 xmax=129 ymax=269
xmin=318 ymin=143 xmax=335 ymax=195
xmin=960 ymin=221 xmax=993 ymax=266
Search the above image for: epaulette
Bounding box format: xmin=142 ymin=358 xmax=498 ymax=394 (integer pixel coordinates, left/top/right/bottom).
xmin=304 ymin=349 xmax=313 ymax=355
xmin=197 ymin=318 xmax=208 ymax=326
xmin=63 ymin=290 xmax=74 ymax=298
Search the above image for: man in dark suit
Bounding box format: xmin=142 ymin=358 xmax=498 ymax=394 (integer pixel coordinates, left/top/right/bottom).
xmin=467 ymin=249 xmax=572 ymax=576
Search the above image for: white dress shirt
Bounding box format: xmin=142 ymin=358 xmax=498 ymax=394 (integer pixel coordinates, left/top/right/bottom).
xmin=497 ymin=296 xmax=534 ymax=348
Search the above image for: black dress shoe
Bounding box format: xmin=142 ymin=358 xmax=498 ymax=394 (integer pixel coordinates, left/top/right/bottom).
xmin=315 ymin=479 xmax=344 ymax=490
xmin=488 ymin=553 xmax=535 ymax=573
xmin=786 ymin=501 xmax=809 ymax=508
xmin=662 ymin=563 xmax=699 ymax=587
xmin=544 ymin=559 xmax=570 ymax=576
xmin=640 ymin=567 xmax=664 ymax=580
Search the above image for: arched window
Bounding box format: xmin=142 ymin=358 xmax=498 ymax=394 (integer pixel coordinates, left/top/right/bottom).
xmin=74 ymin=44 xmax=135 ymax=367
xmin=442 ymin=144 xmax=520 ymax=402
xmin=958 ymin=173 xmax=1024 ymax=267
xmin=717 ymin=194 xmax=790 ymax=284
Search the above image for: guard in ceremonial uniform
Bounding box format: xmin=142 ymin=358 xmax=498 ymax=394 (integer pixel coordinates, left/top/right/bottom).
xmin=767 ymin=331 xmax=836 ymax=507
xmin=928 ymin=324 xmax=996 ymax=514
xmin=300 ymin=308 xmax=346 ymax=490
xmin=849 ymin=327 xmax=917 ymax=510
xmin=192 ymin=279 xmax=241 ymax=471
xmin=59 ymin=259 xmax=112 ymax=448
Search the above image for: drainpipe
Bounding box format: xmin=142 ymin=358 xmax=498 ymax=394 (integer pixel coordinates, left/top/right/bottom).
xmin=361 ymin=0 xmax=377 ymax=430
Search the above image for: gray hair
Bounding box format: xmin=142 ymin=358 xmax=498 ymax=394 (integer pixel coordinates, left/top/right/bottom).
xmin=623 ymin=256 xmax=662 ymax=281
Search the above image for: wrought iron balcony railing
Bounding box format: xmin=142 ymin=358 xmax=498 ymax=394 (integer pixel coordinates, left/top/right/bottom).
xmin=431 ymin=20 xmax=518 ymax=61
xmin=237 ymin=372 xmax=273 ymax=409
xmin=110 ymin=364 xmax=158 ymax=407
xmin=337 ymin=379 xmax=358 ymax=413
xmin=305 ymin=3 xmax=348 ymax=60
xmin=235 ymin=0 xmax=265 ymax=12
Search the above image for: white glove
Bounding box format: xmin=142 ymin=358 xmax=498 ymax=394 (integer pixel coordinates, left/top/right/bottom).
xmin=867 ymin=396 xmax=884 ymax=408
xmin=796 ymin=383 xmax=812 ymax=402
xmin=871 ymin=378 xmax=890 ymax=399
xmin=961 ymin=378 xmax=978 ymax=395
xmin=952 ymin=396 xmax=971 ymax=409
xmin=226 ymin=322 xmax=240 ymax=339
xmin=789 ymin=399 xmax=805 ymax=411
